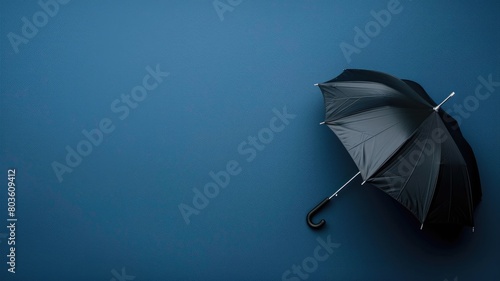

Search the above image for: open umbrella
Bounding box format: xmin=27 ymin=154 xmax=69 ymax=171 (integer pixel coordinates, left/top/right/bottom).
xmin=307 ymin=69 xmax=482 ymax=230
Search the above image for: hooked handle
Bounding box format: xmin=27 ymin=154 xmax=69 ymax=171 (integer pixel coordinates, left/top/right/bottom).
xmin=306 ymin=197 xmax=331 ymax=228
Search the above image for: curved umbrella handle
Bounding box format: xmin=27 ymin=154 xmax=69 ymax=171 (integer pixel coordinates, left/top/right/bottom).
xmin=306 ymin=197 xmax=331 ymax=228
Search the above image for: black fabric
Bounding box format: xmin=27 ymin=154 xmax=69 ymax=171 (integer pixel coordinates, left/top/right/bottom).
xmin=318 ymin=69 xmax=482 ymax=227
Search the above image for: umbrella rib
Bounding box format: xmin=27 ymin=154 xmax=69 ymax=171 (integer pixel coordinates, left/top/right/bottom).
xmin=335 ymin=80 xmax=433 ymax=107
xmin=447 ymin=166 xmax=453 ymax=222
xmin=330 ymin=96 xmax=361 ymax=118
xmin=327 ymin=89 xmax=387 ymax=121
xmin=396 ymin=139 xmax=428 ymax=200
xmin=465 ymin=166 xmax=475 ymax=228
xmin=331 ymin=106 xmax=412 ymax=124
xmin=344 ymin=120 xmax=402 ymax=152
xmin=331 ymin=97 xmax=389 ymax=120
xmin=420 ymin=135 xmax=440 ymax=224
xmin=332 ymin=97 xmax=367 ymax=118
xmin=332 ymin=95 xmax=381 ymax=100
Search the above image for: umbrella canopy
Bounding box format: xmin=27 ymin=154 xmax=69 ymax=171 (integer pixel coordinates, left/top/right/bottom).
xmin=307 ymin=69 xmax=482 ymax=230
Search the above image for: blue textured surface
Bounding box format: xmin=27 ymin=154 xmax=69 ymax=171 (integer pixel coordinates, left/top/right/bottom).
xmin=1 ymin=1 xmax=499 ymax=280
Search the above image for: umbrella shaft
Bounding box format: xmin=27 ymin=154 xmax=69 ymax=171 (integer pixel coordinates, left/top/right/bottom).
xmin=433 ymin=92 xmax=455 ymax=111
xmin=329 ymin=171 xmax=361 ymax=199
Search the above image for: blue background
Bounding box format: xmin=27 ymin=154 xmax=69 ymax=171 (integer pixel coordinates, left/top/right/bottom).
xmin=1 ymin=0 xmax=499 ymax=280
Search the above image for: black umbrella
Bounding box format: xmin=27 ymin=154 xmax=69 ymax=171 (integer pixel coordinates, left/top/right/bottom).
xmin=307 ymin=69 xmax=482 ymax=230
